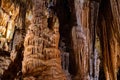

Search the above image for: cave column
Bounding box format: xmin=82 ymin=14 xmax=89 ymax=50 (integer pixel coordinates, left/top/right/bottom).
xmin=72 ymin=0 xmax=100 ymax=80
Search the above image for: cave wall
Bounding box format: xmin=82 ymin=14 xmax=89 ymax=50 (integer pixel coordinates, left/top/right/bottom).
xmin=0 ymin=0 xmax=120 ymax=80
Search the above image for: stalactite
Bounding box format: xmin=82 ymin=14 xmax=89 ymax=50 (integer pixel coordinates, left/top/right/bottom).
xmin=72 ymin=26 xmax=89 ymax=80
xmin=94 ymin=35 xmax=101 ymax=80
xmin=0 ymin=0 xmax=120 ymax=80
xmin=89 ymin=1 xmax=100 ymax=80
xmin=97 ymin=0 xmax=120 ymax=79
xmin=72 ymin=0 xmax=100 ymax=80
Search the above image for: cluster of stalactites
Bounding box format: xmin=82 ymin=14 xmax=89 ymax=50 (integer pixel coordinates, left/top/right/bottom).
xmin=0 ymin=0 xmax=34 ymax=51
xmin=0 ymin=0 xmax=20 ymax=51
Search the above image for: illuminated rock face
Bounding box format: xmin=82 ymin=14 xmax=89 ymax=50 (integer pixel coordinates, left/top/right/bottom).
xmin=0 ymin=0 xmax=19 ymax=51
xmin=22 ymin=0 xmax=66 ymax=79
xmin=0 ymin=0 xmax=120 ymax=80
xmin=71 ymin=0 xmax=100 ymax=80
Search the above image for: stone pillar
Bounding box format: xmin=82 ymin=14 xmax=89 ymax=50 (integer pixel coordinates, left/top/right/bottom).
xmin=22 ymin=0 xmax=66 ymax=79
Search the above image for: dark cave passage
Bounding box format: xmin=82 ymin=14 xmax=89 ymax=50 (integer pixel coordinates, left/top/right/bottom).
xmin=56 ymin=0 xmax=77 ymax=76
xmin=117 ymin=69 xmax=120 ymax=79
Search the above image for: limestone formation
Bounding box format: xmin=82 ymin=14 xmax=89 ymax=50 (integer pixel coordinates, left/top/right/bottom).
xmin=22 ymin=0 xmax=66 ymax=79
xmin=0 ymin=0 xmax=120 ymax=80
xmin=0 ymin=0 xmax=19 ymax=51
xmin=72 ymin=26 xmax=89 ymax=80
xmin=59 ymin=39 xmax=71 ymax=80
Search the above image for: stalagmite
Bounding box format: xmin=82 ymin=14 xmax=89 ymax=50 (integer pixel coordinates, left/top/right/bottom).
xmin=0 ymin=0 xmax=120 ymax=80
xmin=22 ymin=0 xmax=66 ymax=79
xmin=72 ymin=26 xmax=89 ymax=80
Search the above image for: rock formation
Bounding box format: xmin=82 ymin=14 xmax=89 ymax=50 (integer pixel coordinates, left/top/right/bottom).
xmin=59 ymin=39 xmax=71 ymax=80
xmin=0 ymin=0 xmax=120 ymax=80
xmin=22 ymin=0 xmax=66 ymax=79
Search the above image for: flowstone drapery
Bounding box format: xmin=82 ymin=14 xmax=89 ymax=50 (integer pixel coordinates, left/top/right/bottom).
xmin=22 ymin=0 xmax=66 ymax=79
xmin=0 ymin=0 xmax=120 ymax=80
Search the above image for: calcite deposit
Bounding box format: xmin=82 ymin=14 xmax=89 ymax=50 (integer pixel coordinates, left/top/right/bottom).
xmin=22 ymin=0 xmax=66 ymax=79
xmin=0 ymin=0 xmax=120 ymax=80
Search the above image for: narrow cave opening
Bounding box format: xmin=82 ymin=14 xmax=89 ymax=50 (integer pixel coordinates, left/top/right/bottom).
xmin=55 ymin=0 xmax=76 ymax=76
xmin=99 ymin=65 xmax=106 ymax=80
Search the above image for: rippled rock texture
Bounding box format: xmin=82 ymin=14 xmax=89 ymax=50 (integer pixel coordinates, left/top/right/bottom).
xmin=22 ymin=0 xmax=66 ymax=79
xmin=0 ymin=0 xmax=120 ymax=80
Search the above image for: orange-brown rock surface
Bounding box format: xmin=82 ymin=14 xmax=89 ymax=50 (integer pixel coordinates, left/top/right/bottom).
xmin=22 ymin=0 xmax=66 ymax=79
xmin=0 ymin=0 xmax=120 ymax=80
